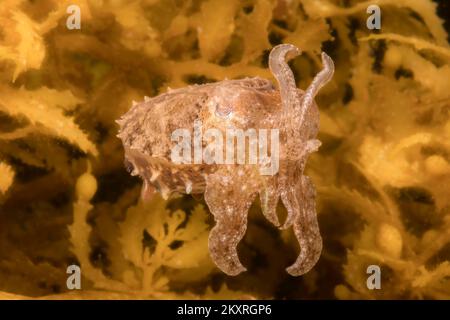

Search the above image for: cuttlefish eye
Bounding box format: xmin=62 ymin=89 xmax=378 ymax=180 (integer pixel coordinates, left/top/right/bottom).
xmin=215 ymin=103 xmax=233 ymax=117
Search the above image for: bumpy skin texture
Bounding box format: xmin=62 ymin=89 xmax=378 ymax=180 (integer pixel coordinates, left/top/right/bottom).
xmin=117 ymin=44 xmax=334 ymax=276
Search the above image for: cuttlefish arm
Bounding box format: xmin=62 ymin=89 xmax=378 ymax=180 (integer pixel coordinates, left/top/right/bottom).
xmin=285 ymin=176 xmax=322 ymax=276
xmin=204 ymin=166 xmax=258 ymax=276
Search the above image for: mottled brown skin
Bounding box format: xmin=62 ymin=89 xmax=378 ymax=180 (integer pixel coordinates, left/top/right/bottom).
xmin=117 ymin=44 xmax=334 ymax=276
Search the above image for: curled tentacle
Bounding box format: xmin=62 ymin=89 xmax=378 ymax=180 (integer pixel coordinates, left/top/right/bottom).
xmin=207 ymin=216 xmax=248 ymax=276
xmin=286 ymin=176 xmax=322 ymax=276
xmin=299 ymin=52 xmax=335 ymax=127
xmin=204 ymin=167 xmax=257 ymax=276
xmin=268 ymin=44 xmax=302 ymax=113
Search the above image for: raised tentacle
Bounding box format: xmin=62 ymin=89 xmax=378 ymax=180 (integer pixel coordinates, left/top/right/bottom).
xmin=299 ymin=52 xmax=334 ymax=127
xmin=286 ymin=176 xmax=322 ymax=276
xmin=268 ymin=44 xmax=302 ymax=113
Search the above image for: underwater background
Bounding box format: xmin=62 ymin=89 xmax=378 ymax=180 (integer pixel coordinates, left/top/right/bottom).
xmin=0 ymin=0 xmax=449 ymax=299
